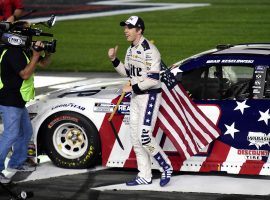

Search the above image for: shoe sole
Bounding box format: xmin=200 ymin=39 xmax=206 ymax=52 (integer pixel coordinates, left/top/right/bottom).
xmin=6 ymin=168 xmax=35 ymax=173
xmin=0 ymin=179 xmax=11 ymax=184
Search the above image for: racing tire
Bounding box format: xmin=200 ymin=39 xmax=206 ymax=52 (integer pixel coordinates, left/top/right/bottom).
xmin=41 ymin=111 xmax=101 ymax=169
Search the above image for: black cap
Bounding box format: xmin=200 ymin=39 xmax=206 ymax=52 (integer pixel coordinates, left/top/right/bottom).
xmin=120 ymin=16 xmax=145 ymax=31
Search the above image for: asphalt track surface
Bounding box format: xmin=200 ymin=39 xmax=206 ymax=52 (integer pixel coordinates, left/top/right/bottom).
xmin=22 ymin=0 xmax=156 ymax=19
xmin=0 ymin=168 xmax=268 ymax=200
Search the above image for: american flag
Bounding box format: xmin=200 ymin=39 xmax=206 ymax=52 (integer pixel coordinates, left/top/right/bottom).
xmin=154 ymin=67 xmax=221 ymax=162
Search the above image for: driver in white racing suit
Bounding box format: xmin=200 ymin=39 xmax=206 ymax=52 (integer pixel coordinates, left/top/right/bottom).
xmin=108 ymin=16 xmax=172 ymax=187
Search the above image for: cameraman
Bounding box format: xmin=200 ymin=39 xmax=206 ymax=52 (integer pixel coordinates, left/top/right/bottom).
xmin=0 ymin=41 xmax=51 ymax=184
xmin=0 ymin=0 xmax=24 ymax=22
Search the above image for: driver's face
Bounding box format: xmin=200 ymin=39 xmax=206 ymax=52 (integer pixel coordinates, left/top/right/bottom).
xmin=123 ymin=25 xmax=141 ymax=43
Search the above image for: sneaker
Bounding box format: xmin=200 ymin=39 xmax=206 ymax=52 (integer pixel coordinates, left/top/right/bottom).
xmin=25 ymin=158 xmax=38 ymax=167
xmin=126 ymin=177 xmax=152 ymax=186
xmin=7 ymin=164 xmax=36 ymax=172
xmin=160 ymin=168 xmax=173 ymax=187
xmin=0 ymin=173 xmax=11 ymax=184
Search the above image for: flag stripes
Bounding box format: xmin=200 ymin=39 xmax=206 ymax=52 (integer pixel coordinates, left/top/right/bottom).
xmin=155 ymin=80 xmax=221 ymax=162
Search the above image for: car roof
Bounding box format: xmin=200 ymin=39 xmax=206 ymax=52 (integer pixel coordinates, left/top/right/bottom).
xmin=213 ymin=43 xmax=270 ymax=55
xmin=173 ymin=43 xmax=270 ymax=71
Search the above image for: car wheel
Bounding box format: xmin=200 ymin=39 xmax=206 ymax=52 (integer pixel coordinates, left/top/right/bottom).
xmin=42 ymin=111 xmax=101 ymax=169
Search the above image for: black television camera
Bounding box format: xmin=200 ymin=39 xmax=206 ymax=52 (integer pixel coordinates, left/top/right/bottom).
xmin=0 ymin=15 xmax=57 ymax=53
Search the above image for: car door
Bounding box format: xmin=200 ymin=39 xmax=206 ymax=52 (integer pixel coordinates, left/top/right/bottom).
xmin=179 ymin=63 xmax=270 ymax=174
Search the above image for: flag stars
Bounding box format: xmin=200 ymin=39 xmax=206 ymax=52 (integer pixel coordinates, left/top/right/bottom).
xmin=258 ymin=109 xmax=270 ymax=125
xmin=234 ymin=100 xmax=250 ymax=114
xmin=224 ymin=122 xmax=239 ymax=139
xmin=144 ymin=94 xmax=156 ymax=126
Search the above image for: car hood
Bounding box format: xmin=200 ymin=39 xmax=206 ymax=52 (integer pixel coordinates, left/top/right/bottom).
xmin=33 ymin=78 xmax=128 ymax=102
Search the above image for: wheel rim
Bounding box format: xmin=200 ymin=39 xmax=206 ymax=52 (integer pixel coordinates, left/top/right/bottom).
xmin=52 ymin=122 xmax=88 ymax=159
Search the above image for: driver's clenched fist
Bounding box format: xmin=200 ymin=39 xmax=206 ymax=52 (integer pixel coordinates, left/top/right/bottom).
xmin=108 ymin=45 xmax=118 ymax=61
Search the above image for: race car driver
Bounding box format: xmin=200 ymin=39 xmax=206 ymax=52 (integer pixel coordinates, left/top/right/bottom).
xmin=108 ymin=16 xmax=173 ymax=187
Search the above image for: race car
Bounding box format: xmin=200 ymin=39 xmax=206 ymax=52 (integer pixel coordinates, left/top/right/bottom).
xmin=27 ymin=43 xmax=270 ymax=176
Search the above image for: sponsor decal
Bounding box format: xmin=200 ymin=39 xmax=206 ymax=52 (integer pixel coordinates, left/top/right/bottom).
xmin=51 ymin=103 xmax=85 ymax=111
xmin=254 ymin=80 xmax=261 ymax=86
xmin=206 ymin=59 xmax=254 ymax=64
xmin=252 ymin=65 xmax=266 ymax=99
xmin=247 ymin=131 xmax=270 ymax=149
xmin=145 ymin=144 xmax=156 ymax=153
xmin=48 ymin=115 xmax=79 ymax=128
xmin=145 ymin=54 xmax=152 ymax=59
xmin=256 ymin=65 xmax=265 ymax=71
xmin=122 ymin=115 xmax=130 ymax=124
xmin=255 ymin=70 xmax=264 ymax=74
xmin=145 ymin=62 xmax=152 ymax=66
xmin=129 ymin=64 xmax=142 ymax=76
xmin=253 ymin=86 xmax=262 ymax=89
xmin=94 ymin=103 xmax=114 ymax=112
xmin=237 ymin=149 xmax=269 ymax=160
xmin=118 ymin=102 xmax=130 ymax=114
xmin=94 ymin=102 xmax=130 ymax=114
xmin=7 ymin=35 xmax=23 ymax=45
xmin=253 ymin=89 xmax=260 ymax=94
xmin=132 ymin=55 xmax=143 ymax=61
xmin=256 ymin=74 xmax=262 ymax=79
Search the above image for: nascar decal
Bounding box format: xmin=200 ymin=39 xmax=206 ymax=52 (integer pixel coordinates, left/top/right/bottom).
xmin=94 ymin=102 xmax=130 ymax=115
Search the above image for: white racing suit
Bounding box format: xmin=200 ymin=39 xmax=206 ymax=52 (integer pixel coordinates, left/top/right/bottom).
xmin=112 ymin=36 xmax=171 ymax=180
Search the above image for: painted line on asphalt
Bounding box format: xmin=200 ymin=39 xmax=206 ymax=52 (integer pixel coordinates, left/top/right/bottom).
xmin=27 ymin=0 xmax=209 ymax=22
xmin=3 ymin=156 xmax=107 ymax=182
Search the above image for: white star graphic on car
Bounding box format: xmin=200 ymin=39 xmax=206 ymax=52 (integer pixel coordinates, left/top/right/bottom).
xmin=258 ymin=109 xmax=270 ymax=125
xmin=234 ymin=100 xmax=250 ymax=114
xmin=224 ymin=122 xmax=239 ymax=139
